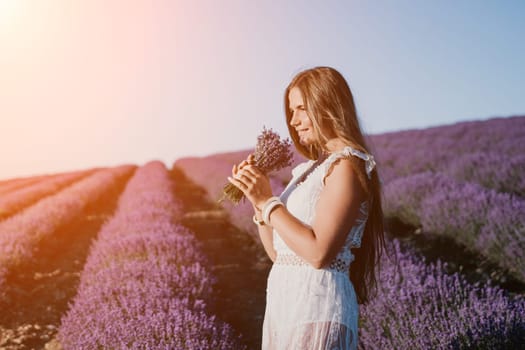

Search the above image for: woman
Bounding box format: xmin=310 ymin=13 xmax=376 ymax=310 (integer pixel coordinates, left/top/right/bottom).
xmin=227 ymin=66 xmax=386 ymax=349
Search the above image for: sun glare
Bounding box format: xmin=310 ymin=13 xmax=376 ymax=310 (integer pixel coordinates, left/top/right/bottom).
xmin=0 ymin=0 xmax=21 ymax=29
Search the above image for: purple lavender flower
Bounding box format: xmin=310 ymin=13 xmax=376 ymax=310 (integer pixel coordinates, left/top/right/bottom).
xmin=58 ymin=161 xmax=246 ymax=349
xmin=220 ymin=126 xmax=293 ymax=204
xmin=359 ymin=239 xmax=525 ymax=349
xmin=445 ymin=151 xmax=525 ymax=197
xmin=383 ymin=169 xmax=525 ymax=283
xmin=368 ymin=115 xmax=525 ymax=185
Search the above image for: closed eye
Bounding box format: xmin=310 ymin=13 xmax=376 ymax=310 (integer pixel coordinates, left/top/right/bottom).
xmin=290 ymin=105 xmax=305 ymax=113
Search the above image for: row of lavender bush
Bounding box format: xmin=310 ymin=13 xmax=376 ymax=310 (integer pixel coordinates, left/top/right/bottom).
xmin=58 ymin=161 xmax=245 ymax=349
xmin=359 ymin=238 xmax=525 ymax=349
xmin=384 ymin=171 xmax=525 ymax=282
xmin=176 ymin=153 xmax=525 ymax=348
xmin=443 ymin=151 xmax=525 ymax=197
xmin=0 ymin=173 xmax=54 ymax=195
xmin=368 ymin=116 xmax=525 ymax=193
xmin=0 ymin=165 xmax=135 ymax=293
xmin=0 ymin=168 xmax=98 ymax=221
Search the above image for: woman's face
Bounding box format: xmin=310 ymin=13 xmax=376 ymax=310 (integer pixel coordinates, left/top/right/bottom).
xmin=288 ymin=87 xmax=316 ymax=146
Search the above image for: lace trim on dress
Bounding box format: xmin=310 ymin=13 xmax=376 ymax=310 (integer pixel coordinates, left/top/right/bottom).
xmin=274 ymin=253 xmax=355 ymax=273
xmin=348 ymin=201 xmax=368 ymax=249
xmin=291 ymin=160 xmax=314 ymax=178
xmin=291 ymin=145 xmax=376 ymax=192
xmin=328 ymin=146 xmax=376 ymax=180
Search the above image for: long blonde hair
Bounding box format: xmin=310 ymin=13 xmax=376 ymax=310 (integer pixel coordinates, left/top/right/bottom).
xmin=284 ymin=66 xmax=387 ymax=305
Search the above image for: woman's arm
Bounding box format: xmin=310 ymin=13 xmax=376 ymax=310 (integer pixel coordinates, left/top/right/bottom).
xmin=232 ymin=154 xmax=276 ymax=262
xmin=230 ymin=155 xmax=366 ymax=268
xmin=264 ymin=158 xmax=366 ymax=268
xmin=253 ymin=205 xmax=277 ymax=262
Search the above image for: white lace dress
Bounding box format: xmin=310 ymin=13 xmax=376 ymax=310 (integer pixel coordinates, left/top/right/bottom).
xmin=261 ymin=146 xmax=370 ymax=350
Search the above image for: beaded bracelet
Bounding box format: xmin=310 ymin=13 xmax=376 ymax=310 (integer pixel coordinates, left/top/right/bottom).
xmin=263 ymin=198 xmax=284 ymax=226
xmin=252 ymin=214 xmax=265 ymax=226
xmin=260 ymin=197 xmax=280 ymax=215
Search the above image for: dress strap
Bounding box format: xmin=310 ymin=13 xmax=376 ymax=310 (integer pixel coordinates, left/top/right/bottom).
xmin=325 ymin=146 xmax=376 ymax=180
xmin=290 ymin=160 xmax=313 ymax=178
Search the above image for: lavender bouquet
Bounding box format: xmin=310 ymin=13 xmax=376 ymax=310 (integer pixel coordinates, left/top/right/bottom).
xmin=219 ymin=126 xmax=293 ymax=205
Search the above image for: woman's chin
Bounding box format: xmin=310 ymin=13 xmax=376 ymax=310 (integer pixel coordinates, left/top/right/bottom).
xmin=299 ymin=139 xmax=312 ymax=146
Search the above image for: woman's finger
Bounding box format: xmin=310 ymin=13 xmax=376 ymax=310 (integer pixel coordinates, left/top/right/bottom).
xmin=236 ymin=169 xmax=255 ymax=183
xmin=227 ymin=175 xmax=246 ymax=191
xmin=242 ymin=165 xmax=262 ymax=177
xmin=240 ymin=159 xmax=251 ymax=169
xmin=241 ymin=154 xmax=256 ymax=168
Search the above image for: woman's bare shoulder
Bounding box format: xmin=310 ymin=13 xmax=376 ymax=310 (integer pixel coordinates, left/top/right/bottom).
xmin=322 ymin=156 xmax=367 ymax=199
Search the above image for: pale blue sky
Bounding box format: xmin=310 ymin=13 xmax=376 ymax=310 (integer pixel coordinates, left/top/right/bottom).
xmin=1 ymin=0 xmax=524 ymax=179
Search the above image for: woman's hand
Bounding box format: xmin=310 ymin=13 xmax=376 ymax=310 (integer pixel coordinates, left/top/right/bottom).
xmin=232 ymin=153 xmax=255 ymax=176
xmin=229 ymin=153 xmax=273 ymax=210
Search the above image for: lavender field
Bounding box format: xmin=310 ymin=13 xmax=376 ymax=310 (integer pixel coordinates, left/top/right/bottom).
xmin=176 ymin=115 xmax=525 ymax=349
xmin=0 ymin=115 xmax=524 ymax=349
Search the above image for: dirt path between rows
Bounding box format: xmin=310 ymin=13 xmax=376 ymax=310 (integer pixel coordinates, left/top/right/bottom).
xmin=171 ymin=165 xmax=272 ymax=350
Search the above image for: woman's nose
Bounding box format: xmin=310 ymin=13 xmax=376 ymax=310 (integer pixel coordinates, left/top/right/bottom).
xmin=290 ymin=114 xmax=299 ymax=127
